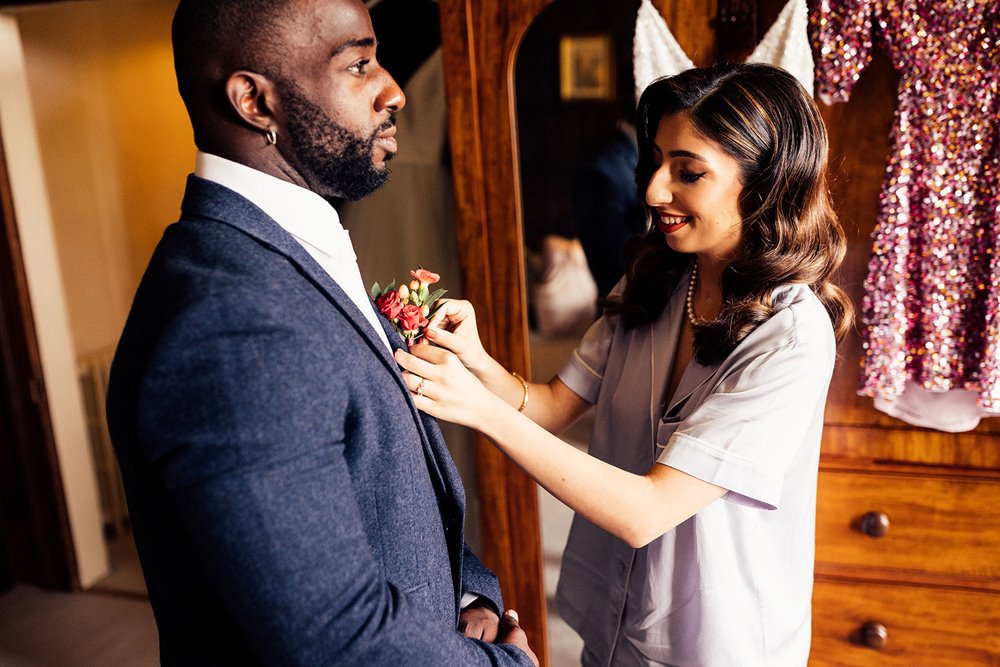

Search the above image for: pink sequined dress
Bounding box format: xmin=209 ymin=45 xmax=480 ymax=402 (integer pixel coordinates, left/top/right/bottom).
xmin=808 ymin=0 xmax=1000 ymax=431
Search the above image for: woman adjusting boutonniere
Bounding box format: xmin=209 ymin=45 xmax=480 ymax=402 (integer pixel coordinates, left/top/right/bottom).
xmin=392 ymin=63 xmax=854 ymax=666
xmin=372 ymin=267 xmax=447 ymax=347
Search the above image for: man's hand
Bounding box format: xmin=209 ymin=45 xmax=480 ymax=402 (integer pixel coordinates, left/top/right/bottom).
xmin=458 ymin=600 xmax=500 ymax=642
xmin=497 ymin=609 xmax=539 ymax=667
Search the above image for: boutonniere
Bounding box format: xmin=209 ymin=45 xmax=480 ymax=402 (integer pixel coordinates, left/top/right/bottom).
xmin=371 ymin=268 xmax=447 ymax=347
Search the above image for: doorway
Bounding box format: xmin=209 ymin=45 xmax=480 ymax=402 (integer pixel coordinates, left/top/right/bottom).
xmin=0 ymin=0 xmax=193 ymax=595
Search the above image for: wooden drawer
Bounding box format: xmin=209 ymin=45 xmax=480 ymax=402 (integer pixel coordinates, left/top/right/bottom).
xmin=816 ymin=470 xmax=1000 ymax=582
xmin=810 ymin=578 xmax=1000 ymax=666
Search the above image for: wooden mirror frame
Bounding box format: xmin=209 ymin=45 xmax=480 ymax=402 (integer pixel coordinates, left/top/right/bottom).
xmin=438 ymin=2 xmax=551 ymax=658
xmin=438 ymin=3 xmax=719 ymax=661
xmin=432 ymin=3 xmax=758 ymax=657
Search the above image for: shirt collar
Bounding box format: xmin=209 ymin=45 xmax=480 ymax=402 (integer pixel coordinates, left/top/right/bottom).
xmin=194 ymin=151 xmax=356 ymax=262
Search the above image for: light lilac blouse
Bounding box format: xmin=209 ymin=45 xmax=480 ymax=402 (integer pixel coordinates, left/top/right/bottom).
xmin=555 ymin=268 xmax=836 ymax=666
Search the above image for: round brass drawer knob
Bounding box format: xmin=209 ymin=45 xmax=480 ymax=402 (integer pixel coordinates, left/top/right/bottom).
xmin=861 ymin=621 xmax=888 ymax=650
xmin=860 ymin=511 xmax=890 ymax=538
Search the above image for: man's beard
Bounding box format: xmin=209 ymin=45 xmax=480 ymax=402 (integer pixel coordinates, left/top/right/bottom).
xmin=278 ymin=82 xmax=394 ymax=202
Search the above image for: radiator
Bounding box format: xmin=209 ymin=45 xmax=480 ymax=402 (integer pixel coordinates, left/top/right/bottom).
xmin=78 ymin=347 xmax=128 ymax=538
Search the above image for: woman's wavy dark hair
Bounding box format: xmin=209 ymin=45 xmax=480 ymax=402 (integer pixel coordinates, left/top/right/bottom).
xmin=603 ymin=62 xmax=853 ymax=364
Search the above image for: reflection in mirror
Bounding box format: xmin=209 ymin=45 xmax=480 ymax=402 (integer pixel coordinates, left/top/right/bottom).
xmin=514 ymin=1 xmax=642 ymax=662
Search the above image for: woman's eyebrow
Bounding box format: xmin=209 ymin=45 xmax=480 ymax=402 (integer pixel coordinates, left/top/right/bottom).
xmin=668 ymin=149 xmax=707 ymax=161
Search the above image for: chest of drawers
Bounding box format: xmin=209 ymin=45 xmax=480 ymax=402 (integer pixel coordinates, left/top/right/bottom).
xmin=811 ymin=427 xmax=1000 ymax=665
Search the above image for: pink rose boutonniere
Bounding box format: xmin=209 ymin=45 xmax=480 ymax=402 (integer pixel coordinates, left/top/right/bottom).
xmin=371 ymin=268 xmax=447 ymax=346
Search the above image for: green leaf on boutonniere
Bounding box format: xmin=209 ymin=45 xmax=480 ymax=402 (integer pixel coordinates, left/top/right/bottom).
xmin=426 ymin=288 xmax=447 ymax=305
xmin=427 ymin=301 xmax=446 ymax=320
xmin=371 ymin=281 xmax=397 ymax=299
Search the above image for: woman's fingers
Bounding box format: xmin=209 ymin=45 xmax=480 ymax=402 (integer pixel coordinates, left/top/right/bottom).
xmin=395 ymin=345 xmax=461 ymax=388
xmin=398 ymin=361 xmax=438 ymax=404
xmin=427 ymin=298 xmax=456 ymax=329
xmin=396 ymin=345 xmax=496 ymax=428
xmin=428 ymin=299 xmax=475 ymax=331
xmin=424 ymin=325 xmax=458 ymax=351
xmin=394 ymin=348 xmax=440 ymax=382
xmin=406 ymin=341 xmax=452 ymax=364
xmin=400 ymin=369 xmax=424 ymax=394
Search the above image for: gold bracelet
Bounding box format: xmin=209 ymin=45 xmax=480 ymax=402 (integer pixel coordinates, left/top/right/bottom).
xmin=511 ymin=371 xmax=529 ymax=412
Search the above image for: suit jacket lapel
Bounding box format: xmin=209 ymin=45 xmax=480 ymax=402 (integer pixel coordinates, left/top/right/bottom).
xmin=377 ymin=310 xmax=464 ymax=601
xmin=181 ymin=176 xmax=399 ymax=374
xmin=378 ymin=317 xmax=457 ymax=506
xmin=181 ymin=176 xmax=457 ymax=509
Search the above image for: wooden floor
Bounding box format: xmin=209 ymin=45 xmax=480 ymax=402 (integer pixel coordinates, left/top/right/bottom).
xmin=0 ymin=532 xmax=158 ymax=666
xmin=0 ymin=586 xmax=158 ymax=667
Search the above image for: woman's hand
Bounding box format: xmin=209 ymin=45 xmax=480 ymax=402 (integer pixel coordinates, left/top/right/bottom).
xmin=425 ymin=300 xmax=490 ymax=377
xmin=394 ymin=343 xmax=506 ymax=428
xmin=423 ymin=298 xmax=538 ymax=415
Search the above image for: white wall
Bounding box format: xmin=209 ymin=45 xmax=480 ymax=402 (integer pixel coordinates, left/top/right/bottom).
xmin=0 ymin=14 xmax=108 ymax=589
xmin=16 ymin=0 xmax=191 ymax=358
xmin=0 ymin=0 xmax=192 ymax=590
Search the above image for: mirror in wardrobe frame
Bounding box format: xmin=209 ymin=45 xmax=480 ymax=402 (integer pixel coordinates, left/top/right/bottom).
xmin=512 ymin=1 xmax=735 ymax=662
xmin=440 ymin=0 xmax=732 ymax=665
xmin=513 ymin=1 xmax=638 ymax=663
xmin=440 ymin=0 xmax=730 ymax=661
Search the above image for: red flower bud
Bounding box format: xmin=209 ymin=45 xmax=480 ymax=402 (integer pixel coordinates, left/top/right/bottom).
xmin=398 ymin=303 xmax=429 ymax=333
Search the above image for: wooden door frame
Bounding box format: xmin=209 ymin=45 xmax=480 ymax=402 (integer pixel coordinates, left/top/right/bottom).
xmin=0 ymin=125 xmax=77 ymax=591
xmin=438 ymin=3 xmax=724 ymax=662
xmin=0 ymin=0 xmax=91 ymax=595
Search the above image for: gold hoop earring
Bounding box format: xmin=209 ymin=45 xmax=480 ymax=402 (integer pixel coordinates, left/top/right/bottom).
xmin=265 ymin=129 xmax=277 ymax=145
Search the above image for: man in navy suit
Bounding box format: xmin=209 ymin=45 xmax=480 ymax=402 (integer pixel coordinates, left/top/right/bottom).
xmin=105 ymin=0 xmax=537 ymax=664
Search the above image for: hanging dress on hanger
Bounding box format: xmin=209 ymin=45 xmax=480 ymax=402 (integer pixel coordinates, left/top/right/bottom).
xmin=633 ymin=0 xmax=815 ymax=100
xmin=808 ymin=0 xmax=1000 ymax=432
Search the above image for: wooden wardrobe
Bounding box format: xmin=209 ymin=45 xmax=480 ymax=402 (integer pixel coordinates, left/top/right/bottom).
xmin=438 ymin=1 xmax=1000 ymax=664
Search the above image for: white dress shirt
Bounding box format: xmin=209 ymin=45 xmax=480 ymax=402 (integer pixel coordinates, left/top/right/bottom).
xmin=195 ymin=151 xmax=392 ymax=352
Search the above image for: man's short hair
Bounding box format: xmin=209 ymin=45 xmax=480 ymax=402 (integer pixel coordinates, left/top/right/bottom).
xmin=172 ymin=0 xmax=292 ymax=106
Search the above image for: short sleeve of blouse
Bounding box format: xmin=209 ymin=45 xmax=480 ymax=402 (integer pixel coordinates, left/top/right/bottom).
xmin=556 ymin=280 xmax=626 ymax=404
xmin=656 ymin=326 xmax=833 ymax=510
xmin=557 ymin=314 xmax=614 ymax=405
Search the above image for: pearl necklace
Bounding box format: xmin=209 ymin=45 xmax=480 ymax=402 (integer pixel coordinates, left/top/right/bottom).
xmin=686 ymin=259 xmax=703 ymax=326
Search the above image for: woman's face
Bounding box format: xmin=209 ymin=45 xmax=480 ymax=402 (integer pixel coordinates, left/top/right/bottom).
xmin=645 ymin=112 xmax=744 ymax=262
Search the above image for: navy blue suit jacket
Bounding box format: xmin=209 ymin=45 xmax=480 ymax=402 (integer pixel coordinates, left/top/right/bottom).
xmin=106 ymin=175 xmax=531 ymax=666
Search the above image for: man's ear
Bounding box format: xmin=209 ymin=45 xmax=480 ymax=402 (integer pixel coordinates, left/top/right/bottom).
xmin=225 ymin=71 xmax=278 ymax=134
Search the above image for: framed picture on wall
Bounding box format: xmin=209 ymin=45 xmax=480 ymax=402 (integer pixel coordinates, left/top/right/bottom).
xmin=559 ymin=34 xmax=614 ymax=101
